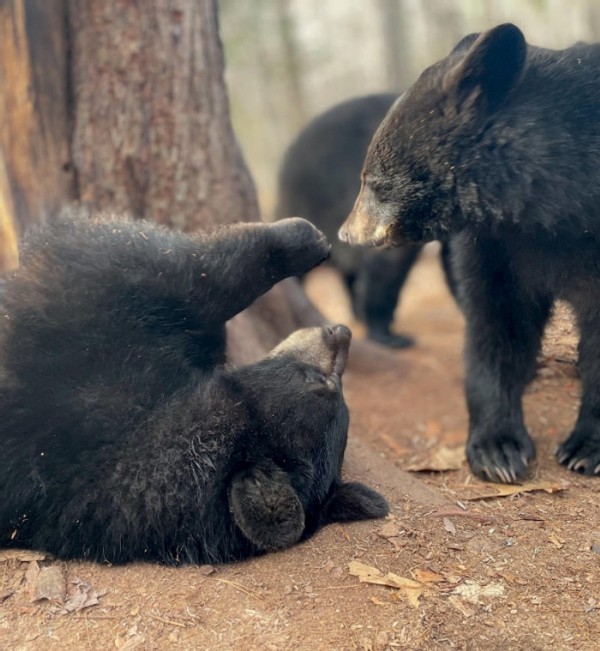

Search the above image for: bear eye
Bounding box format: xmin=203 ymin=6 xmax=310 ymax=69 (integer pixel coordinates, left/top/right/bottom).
xmin=302 ymin=368 xmax=339 ymax=393
xmin=303 ymin=368 xmax=326 ymax=384
xmin=366 ymin=177 xmax=395 ymax=199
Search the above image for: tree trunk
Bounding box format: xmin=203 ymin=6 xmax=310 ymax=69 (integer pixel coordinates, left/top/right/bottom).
xmin=67 ymin=0 xmax=258 ymax=230
xmin=377 ymin=0 xmax=413 ymax=90
xmin=0 ymin=0 xmax=323 ymax=354
xmin=0 ymin=0 xmax=74 ymax=272
xmin=274 ymin=0 xmax=307 ymax=131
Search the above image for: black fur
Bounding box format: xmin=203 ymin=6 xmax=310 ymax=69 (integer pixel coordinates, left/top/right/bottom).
xmin=0 ymin=214 xmax=388 ymax=563
xmin=276 ymin=94 xmax=422 ymax=348
xmin=339 ymin=24 xmax=600 ymax=483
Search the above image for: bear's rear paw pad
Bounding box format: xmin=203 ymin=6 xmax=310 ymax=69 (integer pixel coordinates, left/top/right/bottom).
xmin=367 ymin=329 xmax=415 ymax=349
xmin=467 ymin=428 xmax=536 ymax=483
xmin=556 ymin=427 xmax=600 ymax=476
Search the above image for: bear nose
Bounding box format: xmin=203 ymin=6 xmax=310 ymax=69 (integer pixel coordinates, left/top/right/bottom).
xmin=338 ymin=224 xmax=351 ymax=243
xmin=327 ymin=324 xmax=352 ymax=343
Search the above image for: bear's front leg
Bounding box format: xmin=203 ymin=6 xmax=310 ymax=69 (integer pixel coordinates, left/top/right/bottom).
xmin=458 ymin=239 xmax=552 ymax=482
xmin=196 ymin=218 xmax=330 ymax=325
xmin=556 ymin=305 xmax=600 ymax=475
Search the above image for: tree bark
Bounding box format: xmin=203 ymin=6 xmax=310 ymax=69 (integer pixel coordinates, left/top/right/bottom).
xmin=0 ymin=0 xmax=73 ymax=272
xmin=67 ymin=0 xmax=259 ymax=230
xmin=0 ymin=0 xmax=323 ymax=353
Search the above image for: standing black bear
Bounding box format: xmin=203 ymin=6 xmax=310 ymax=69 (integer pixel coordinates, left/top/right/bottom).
xmin=340 ymin=23 xmax=600 ymax=483
xmin=0 ymin=214 xmax=388 ymax=563
xmin=276 ymin=94 xmax=423 ymax=348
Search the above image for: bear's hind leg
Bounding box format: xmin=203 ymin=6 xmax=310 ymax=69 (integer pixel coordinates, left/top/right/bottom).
xmin=353 ymin=245 xmax=422 ymax=349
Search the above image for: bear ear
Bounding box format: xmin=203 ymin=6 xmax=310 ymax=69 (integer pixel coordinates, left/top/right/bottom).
xmin=229 ymin=460 xmax=305 ymax=552
xmin=322 ymin=481 xmax=389 ymax=524
xmin=443 ymin=23 xmax=526 ymax=114
xmin=449 ymin=32 xmax=480 ymax=55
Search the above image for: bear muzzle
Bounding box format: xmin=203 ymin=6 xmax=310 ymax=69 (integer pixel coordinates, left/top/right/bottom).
xmin=339 ymin=185 xmax=396 ymax=247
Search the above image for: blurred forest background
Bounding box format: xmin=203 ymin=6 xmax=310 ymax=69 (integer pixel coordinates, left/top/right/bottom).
xmin=221 ymin=0 xmax=600 ymax=216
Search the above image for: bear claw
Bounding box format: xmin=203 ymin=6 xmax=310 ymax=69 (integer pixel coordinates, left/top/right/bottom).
xmin=555 ymin=427 xmax=600 ymax=476
xmin=467 ymin=428 xmax=535 ymax=484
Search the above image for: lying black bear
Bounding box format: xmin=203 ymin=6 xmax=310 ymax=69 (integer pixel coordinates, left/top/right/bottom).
xmin=276 ymin=94 xmax=422 ymax=348
xmin=0 ymin=214 xmax=388 ymax=563
xmin=340 ymin=23 xmax=600 ymax=483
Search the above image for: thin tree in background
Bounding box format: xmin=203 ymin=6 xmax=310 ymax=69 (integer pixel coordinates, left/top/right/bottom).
xmin=377 ymin=0 xmax=413 ymax=90
xmin=274 ymin=0 xmax=307 ymax=130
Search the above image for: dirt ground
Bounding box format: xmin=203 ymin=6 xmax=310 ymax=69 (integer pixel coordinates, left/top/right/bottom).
xmin=2 ymin=247 xmax=599 ymax=650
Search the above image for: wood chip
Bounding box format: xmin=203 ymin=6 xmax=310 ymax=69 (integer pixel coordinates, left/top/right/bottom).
xmin=31 ymin=565 xmax=66 ymax=603
xmin=411 ymin=568 xmax=444 ymax=584
xmin=548 ymin=533 xmax=565 ymax=549
xmin=452 ymin=580 xmax=505 ymax=605
xmin=448 ymin=595 xmax=476 ymax=618
xmin=198 ymin=564 xmax=216 ymax=576
xmin=0 ymin=549 xmax=47 ymax=563
xmin=443 ymin=517 xmax=457 ymax=535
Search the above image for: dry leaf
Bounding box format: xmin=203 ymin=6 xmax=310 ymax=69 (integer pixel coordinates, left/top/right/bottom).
xmin=377 ymin=521 xmax=407 ymax=549
xmin=62 ymin=578 xmax=107 ymax=613
xmin=31 ymin=565 xmax=66 ymax=603
xmin=460 ymin=481 xmax=566 ymax=501
xmin=406 ymin=445 xmax=465 ymax=473
xmin=348 ymin=561 xmax=425 ymax=608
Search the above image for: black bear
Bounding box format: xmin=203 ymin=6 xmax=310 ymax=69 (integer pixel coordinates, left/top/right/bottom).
xmin=0 ymin=213 xmax=388 ymax=564
xmin=276 ymin=94 xmax=423 ymax=348
xmin=340 ymin=23 xmax=600 ymax=483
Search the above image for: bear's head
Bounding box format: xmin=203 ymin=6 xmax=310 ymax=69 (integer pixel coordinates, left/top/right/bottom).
xmin=339 ymin=23 xmax=527 ymax=247
xmin=227 ymin=324 xmax=388 ymax=553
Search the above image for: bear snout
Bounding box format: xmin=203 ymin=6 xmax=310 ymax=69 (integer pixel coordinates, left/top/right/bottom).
xmin=339 ymin=186 xmax=394 ymax=247
xmin=326 ymin=324 xmax=351 ymax=377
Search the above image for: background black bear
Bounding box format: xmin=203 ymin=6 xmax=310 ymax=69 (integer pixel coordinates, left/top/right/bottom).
xmin=276 ymin=94 xmax=423 ymax=348
xmin=0 ymin=214 xmax=388 ymax=564
xmin=340 ymin=24 xmax=600 ymax=483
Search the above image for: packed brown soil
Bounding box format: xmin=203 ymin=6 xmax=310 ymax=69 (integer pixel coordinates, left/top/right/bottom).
xmin=2 ymin=247 xmax=599 ymax=650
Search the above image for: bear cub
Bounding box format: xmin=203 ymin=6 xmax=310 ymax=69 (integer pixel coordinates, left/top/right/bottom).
xmin=340 ymin=23 xmax=600 ymax=483
xmin=276 ymin=94 xmax=422 ymax=348
xmin=0 ymin=213 xmax=388 ymax=564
